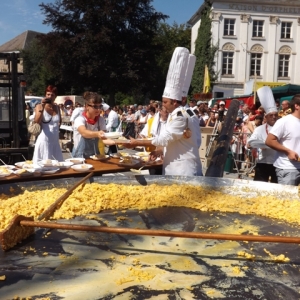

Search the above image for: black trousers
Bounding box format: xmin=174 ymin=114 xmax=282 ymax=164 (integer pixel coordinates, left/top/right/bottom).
xmin=254 ymin=163 xmax=277 ymax=183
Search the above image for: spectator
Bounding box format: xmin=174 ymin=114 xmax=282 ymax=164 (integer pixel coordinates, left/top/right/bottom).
xmin=59 ymin=104 xmax=67 ymax=116
xmin=231 ymin=125 xmax=244 ymax=171
xmin=198 ymin=106 xmax=209 ymax=127
xmin=65 ymin=105 xmax=73 ymax=116
xmin=122 ymin=107 xmax=136 ymax=139
xmin=278 ymin=100 xmax=291 ymax=117
xmin=218 ymin=101 xmax=227 ymax=121
xmin=211 ymin=103 xmax=219 ymax=113
xmin=134 ymin=105 xmax=143 ymax=121
xmin=266 ymin=94 xmax=300 ymax=185
xmin=32 ymin=85 xmax=63 ymax=163
xmin=189 ymin=98 xmax=197 ymax=109
xmin=136 ymin=108 xmax=148 ymax=136
xmin=206 ymin=111 xmax=218 ymax=128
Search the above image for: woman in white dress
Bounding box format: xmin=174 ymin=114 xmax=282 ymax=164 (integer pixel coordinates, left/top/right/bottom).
xmin=32 ymin=85 xmax=63 ymax=163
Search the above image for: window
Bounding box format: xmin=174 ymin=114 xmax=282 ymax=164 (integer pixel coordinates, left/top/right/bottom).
xmin=224 ymin=19 xmax=235 ymax=36
xmin=278 ymin=55 xmax=290 ymax=77
xmin=250 ymin=53 xmax=262 ymax=76
xmin=222 ymin=52 xmax=234 ymax=75
xmin=281 ymin=22 xmax=292 ymax=39
xmin=253 ymin=20 xmax=264 ymax=37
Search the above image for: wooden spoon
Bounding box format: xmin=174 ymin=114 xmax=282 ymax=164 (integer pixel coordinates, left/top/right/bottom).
xmin=130 ymin=165 xmax=145 ymax=174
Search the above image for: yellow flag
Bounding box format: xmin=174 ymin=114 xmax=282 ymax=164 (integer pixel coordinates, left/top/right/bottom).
xmin=203 ymin=65 xmax=210 ymax=93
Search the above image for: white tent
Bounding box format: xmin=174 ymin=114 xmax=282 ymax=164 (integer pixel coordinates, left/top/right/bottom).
xmin=54 ymin=95 xmax=84 ymax=106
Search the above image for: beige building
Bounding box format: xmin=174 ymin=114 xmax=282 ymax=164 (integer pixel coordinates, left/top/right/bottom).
xmin=188 ymin=0 xmax=300 ymax=96
xmin=0 ymin=30 xmax=42 ymax=73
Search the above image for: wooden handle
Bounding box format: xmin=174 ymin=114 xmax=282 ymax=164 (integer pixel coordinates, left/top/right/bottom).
xmin=38 ymin=172 xmax=94 ymax=221
xmin=20 ymin=220 xmax=300 ymax=244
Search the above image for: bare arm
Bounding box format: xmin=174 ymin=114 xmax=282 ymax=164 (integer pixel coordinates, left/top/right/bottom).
xmin=247 ymin=121 xmax=254 ymax=133
xmin=205 ymin=118 xmax=211 ymax=127
xmin=34 ymin=103 xmax=44 ymax=123
xmin=265 ymin=133 xmax=299 ymax=161
xmin=77 ymin=125 xmax=105 ymax=139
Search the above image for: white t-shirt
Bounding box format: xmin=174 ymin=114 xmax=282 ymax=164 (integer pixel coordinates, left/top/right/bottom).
xmin=106 ymin=110 xmax=119 ymax=132
xmin=270 ymin=114 xmax=300 ymax=170
xmin=231 ymin=135 xmax=243 ymax=154
xmin=70 ymin=107 xmax=84 ymax=123
xmin=73 ymin=115 xmax=106 ymax=149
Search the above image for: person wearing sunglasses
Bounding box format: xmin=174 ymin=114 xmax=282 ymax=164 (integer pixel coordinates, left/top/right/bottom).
xmin=72 ymin=92 xmax=115 ymax=158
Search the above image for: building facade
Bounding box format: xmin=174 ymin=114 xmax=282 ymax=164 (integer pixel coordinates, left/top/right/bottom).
xmin=188 ymin=0 xmax=300 ymax=96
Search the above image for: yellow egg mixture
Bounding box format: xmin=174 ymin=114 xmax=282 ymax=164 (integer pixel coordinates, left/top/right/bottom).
xmin=1 ymin=183 xmax=300 ymax=231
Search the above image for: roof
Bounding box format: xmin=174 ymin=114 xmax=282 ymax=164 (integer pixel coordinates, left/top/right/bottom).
xmin=0 ymin=30 xmax=44 ymax=52
xmin=271 ymin=84 xmax=300 ymax=95
xmin=187 ymin=0 xmax=300 ymax=26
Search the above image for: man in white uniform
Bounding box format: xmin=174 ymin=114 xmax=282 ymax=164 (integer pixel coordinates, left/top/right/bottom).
xmin=102 ymin=103 xmax=119 ymax=154
xmin=127 ymin=47 xmax=202 ymax=176
xmin=139 ymin=105 xmax=168 ymax=138
xmin=182 ymin=54 xmax=201 ymax=149
xmin=248 ymin=86 xmax=278 ymax=183
xmin=103 ymin=104 xmax=119 ymax=132
xmin=266 ymin=94 xmax=300 ymax=185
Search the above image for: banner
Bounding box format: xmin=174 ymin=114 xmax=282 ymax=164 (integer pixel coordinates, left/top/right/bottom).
xmin=244 ymin=80 xmax=287 ymax=94
xmin=203 ymin=65 xmax=210 ymax=93
xmin=212 ymin=95 xmax=255 ymax=109
xmin=255 ymin=81 xmax=287 ymax=90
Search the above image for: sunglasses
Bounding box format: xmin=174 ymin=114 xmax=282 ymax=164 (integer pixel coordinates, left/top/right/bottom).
xmin=88 ymin=104 xmax=102 ymax=110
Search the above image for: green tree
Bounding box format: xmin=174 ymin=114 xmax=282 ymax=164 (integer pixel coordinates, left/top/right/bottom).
xmin=191 ymin=0 xmax=218 ymax=96
xmin=38 ymin=0 xmax=168 ymax=104
xmin=21 ymin=38 xmax=57 ymax=95
xmin=152 ymin=22 xmax=191 ymax=99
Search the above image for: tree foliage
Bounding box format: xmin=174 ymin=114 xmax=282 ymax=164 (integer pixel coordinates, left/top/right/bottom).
xmin=152 ymin=22 xmax=191 ymax=99
xmin=37 ymin=0 xmax=168 ymax=103
xmin=21 ymin=37 xmax=57 ymax=95
xmin=191 ymin=0 xmax=218 ymax=96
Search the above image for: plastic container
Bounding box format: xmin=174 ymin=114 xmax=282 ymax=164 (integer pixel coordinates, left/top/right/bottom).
xmin=224 ymin=151 xmax=234 ymax=173
xmin=98 ymin=139 xmax=106 ymax=156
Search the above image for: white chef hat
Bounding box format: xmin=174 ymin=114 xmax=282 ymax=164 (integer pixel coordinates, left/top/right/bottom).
xmin=182 ymin=54 xmax=196 ymax=98
xmin=257 ymin=86 xmax=277 ymax=115
xmin=102 ymin=103 xmax=110 ymax=111
xmin=163 ymin=47 xmax=189 ymax=101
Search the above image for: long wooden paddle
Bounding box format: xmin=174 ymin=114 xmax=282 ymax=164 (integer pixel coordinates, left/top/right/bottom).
xmin=205 ymin=99 xmax=240 ymax=177
xmin=2 ymin=214 xmax=300 ymax=251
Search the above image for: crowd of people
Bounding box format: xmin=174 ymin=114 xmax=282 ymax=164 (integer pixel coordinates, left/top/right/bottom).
xmin=25 ymin=47 xmax=300 ymax=185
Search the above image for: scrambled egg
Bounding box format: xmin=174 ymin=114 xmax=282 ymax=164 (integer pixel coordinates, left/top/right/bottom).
xmin=0 ymin=188 xmax=67 ymax=230
xmin=1 ymin=183 xmax=300 ymax=232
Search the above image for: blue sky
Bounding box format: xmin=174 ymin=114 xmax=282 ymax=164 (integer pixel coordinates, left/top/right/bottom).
xmin=0 ymin=0 xmax=202 ymax=46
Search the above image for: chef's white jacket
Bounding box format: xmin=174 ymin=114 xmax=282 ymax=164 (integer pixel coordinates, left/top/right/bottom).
xmin=152 ymin=107 xmax=202 ymax=176
xmin=183 ymin=107 xmax=201 ymax=148
xmin=106 ymin=110 xmax=119 ymax=132
xmin=247 ymin=123 xmax=276 ymax=164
